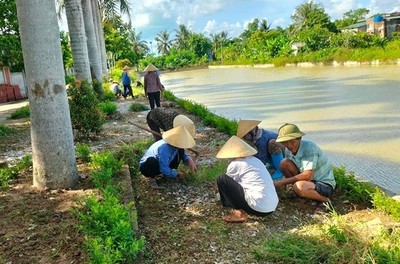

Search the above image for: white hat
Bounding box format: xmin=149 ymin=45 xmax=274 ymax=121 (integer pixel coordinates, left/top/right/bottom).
xmin=162 ymin=126 xmax=196 ymax=149
xmin=216 ymin=136 xmax=257 ymax=159
xmin=173 ymin=115 xmax=195 ymax=137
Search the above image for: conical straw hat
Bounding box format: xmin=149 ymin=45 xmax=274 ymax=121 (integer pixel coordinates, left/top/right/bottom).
xmin=123 ymin=65 xmax=130 ymax=70
xmin=144 ymin=63 xmax=158 ymax=72
xmin=236 ymin=120 xmax=261 ymax=138
xmin=162 ymin=126 xmax=196 ymax=149
xmin=173 ymin=115 xmax=195 ymax=137
xmin=216 ymin=136 xmax=257 ymax=159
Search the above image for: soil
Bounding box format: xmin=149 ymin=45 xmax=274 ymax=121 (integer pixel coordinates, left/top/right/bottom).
xmin=0 ymin=97 xmax=373 ymax=264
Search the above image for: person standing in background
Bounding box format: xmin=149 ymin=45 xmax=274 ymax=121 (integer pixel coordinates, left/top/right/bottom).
xmin=121 ymin=65 xmax=133 ymax=99
xmin=144 ymin=63 xmax=164 ymax=109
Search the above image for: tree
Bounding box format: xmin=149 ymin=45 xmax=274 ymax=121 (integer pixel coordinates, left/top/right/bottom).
xmin=175 ymin=24 xmax=191 ymax=50
xmin=155 ymin=30 xmax=173 ymax=55
xmin=290 ymin=0 xmax=337 ymax=34
xmin=64 ymin=0 xmax=92 ymax=81
xmin=15 ymin=0 xmax=79 ymax=190
xmin=0 ymin=0 xmax=23 ymax=71
xmin=335 ymin=8 xmax=370 ymax=29
xmin=128 ymin=29 xmax=148 ymax=66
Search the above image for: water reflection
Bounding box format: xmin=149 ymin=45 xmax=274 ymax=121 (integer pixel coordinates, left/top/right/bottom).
xmin=162 ymin=66 xmax=400 ymax=195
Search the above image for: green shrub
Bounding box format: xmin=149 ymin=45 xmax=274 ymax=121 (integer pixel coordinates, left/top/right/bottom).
xmin=372 ymin=189 xmax=400 ymax=221
xmin=67 ymin=80 xmax=106 ymax=138
xmin=90 ymin=151 xmax=123 ymax=175
xmin=333 ymin=166 xmax=374 ymax=204
xmin=129 ymin=103 xmax=149 ymax=112
xmin=8 ymin=105 xmax=30 ymax=119
xmin=76 ymin=143 xmax=91 ymax=163
xmin=112 ymin=140 xmax=152 ymax=176
xmin=74 ymin=189 xmax=145 ymax=263
xmin=102 ymin=91 xmax=116 ymax=102
xmin=0 ymin=125 xmax=13 ymax=137
xmin=65 ymin=74 xmax=74 ymax=85
xmin=92 ymin=79 xmax=104 ymax=100
xmin=0 ymin=154 xmax=31 ymax=188
xmin=99 ymin=102 xmax=117 ymax=116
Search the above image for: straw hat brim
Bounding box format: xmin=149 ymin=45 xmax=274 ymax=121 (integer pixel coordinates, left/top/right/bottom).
xmin=216 ymin=136 xmax=257 ymax=159
xmin=162 ymin=126 xmax=195 ymax=149
xmin=173 ymin=115 xmax=195 ymax=137
xmin=123 ymin=65 xmax=130 ymax=70
xmin=276 ymin=132 xmax=304 ymax=143
xmin=144 ymin=64 xmax=158 ymax=72
xmin=236 ymin=120 xmax=261 ymax=138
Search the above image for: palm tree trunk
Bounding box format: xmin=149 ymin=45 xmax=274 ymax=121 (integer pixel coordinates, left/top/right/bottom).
xmin=82 ymin=0 xmax=102 ymax=82
xmin=93 ymin=0 xmax=108 ymax=76
xmin=15 ymin=0 xmax=79 ymax=190
xmin=64 ymin=0 xmax=92 ymax=81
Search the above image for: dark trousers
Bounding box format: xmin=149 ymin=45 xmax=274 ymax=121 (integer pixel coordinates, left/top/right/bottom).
xmin=123 ymin=84 xmax=133 ymax=98
xmin=140 ymin=149 xmax=184 ymax=178
xmin=217 ymin=174 xmax=271 ymax=217
xmin=147 ymin=91 xmax=161 ymax=109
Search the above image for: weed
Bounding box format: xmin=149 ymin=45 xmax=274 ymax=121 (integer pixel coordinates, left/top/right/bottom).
xmin=8 ymin=105 xmax=30 ymax=119
xmin=372 ymin=189 xmax=400 ymax=221
xmin=185 ymin=160 xmax=228 ymax=185
xmin=0 ymin=154 xmax=31 ymax=188
xmin=90 ymin=151 xmax=123 ymax=175
xmin=0 ymin=125 xmax=13 ymax=137
xmin=98 ymin=101 xmax=117 ymax=116
xmin=129 ymin=102 xmax=149 ymax=112
xmin=76 ymin=143 xmax=91 ymax=163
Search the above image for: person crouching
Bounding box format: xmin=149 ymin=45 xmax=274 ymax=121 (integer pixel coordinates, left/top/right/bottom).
xmin=139 ymin=126 xmax=197 ymax=188
xmin=216 ymin=136 xmax=279 ymax=223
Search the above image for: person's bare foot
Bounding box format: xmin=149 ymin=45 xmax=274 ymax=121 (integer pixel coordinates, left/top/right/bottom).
xmin=223 ymin=209 xmax=248 ymax=223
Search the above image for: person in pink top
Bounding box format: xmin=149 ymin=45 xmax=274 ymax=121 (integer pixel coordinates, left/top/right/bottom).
xmin=143 ymin=63 xmax=164 ymax=109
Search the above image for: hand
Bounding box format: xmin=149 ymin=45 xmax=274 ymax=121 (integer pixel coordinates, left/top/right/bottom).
xmin=188 ymin=158 xmax=197 ymax=173
xmin=177 ymin=171 xmax=186 ymax=180
xmin=274 ymin=180 xmax=286 ymax=189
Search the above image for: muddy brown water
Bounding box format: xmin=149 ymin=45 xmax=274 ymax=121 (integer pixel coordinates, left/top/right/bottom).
xmin=162 ymin=65 xmax=400 ymax=195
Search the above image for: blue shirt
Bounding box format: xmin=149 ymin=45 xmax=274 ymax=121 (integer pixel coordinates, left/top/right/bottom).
xmin=139 ymin=139 xmax=190 ymax=178
xmin=122 ymin=71 xmax=131 ymax=85
xmin=284 ymin=139 xmax=336 ymax=188
xmin=254 ymin=129 xmax=278 ymax=165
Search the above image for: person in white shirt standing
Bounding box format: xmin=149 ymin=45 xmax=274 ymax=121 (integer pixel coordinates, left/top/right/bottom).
xmin=216 ymin=136 xmax=279 ymax=223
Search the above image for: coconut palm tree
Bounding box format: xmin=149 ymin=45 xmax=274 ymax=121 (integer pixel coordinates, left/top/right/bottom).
xmin=259 ymin=19 xmax=271 ymax=32
xmin=155 ymin=30 xmax=173 ymax=55
xmin=64 ymin=0 xmax=92 ymax=81
xmin=15 ymin=0 xmax=78 ymax=190
xmin=174 ymin=24 xmax=191 ymax=50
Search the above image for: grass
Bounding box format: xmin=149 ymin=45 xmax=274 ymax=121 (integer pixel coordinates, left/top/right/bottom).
xmin=129 ymin=102 xmax=149 ymax=112
xmin=0 ymin=154 xmax=32 ymax=188
xmin=0 ymin=125 xmax=13 ymax=137
xmin=8 ymin=105 xmax=30 ymax=119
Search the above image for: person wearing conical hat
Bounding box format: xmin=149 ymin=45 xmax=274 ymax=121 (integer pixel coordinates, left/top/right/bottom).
xmin=139 ymin=126 xmax=197 ymax=188
xmin=121 ymin=65 xmax=133 ymax=99
xmin=237 ymin=120 xmax=285 ymax=180
xmin=216 ymin=136 xmax=279 ymax=223
xmin=146 ymin=107 xmax=195 ymax=141
xmin=274 ymin=123 xmax=335 ymax=213
xmin=143 ymin=63 xmax=163 ymax=109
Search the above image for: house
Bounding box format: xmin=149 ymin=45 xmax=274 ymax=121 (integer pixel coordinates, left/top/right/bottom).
xmin=343 ymin=11 xmax=400 ymax=39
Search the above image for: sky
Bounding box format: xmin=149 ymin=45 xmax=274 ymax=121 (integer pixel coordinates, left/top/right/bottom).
xmin=126 ymin=0 xmax=400 ymax=42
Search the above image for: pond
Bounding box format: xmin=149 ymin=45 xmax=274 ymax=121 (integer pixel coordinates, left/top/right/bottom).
xmin=162 ymin=65 xmax=400 ymax=195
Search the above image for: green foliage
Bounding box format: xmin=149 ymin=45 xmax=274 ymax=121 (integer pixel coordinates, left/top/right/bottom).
xmin=75 ymin=143 xmax=91 ymax=163
xmin=185 ymin=160 xmax=228 ymax=185
xmin=0 ymin=154 xmax=31 ymax=188
xmin=8 ymin=105 xmax=30 ymax=119
xmin=0 ymin=125 xmax=13 ymax=137
xmin=112 ymin=139 xmax=152 ymax=176
xmin=67 ymin=80 xmax=106 ymax=138
xmin=92 ymin=79 xmax=104 ymax=100
xmin=128 ymin=102 xmax=149 ymax=112
xmin=60 ymin=31 xmax=73 ymax=69
xmin=65 ymin=74 xmax=75 ymax=85
xmin=90 ymin=151 xmax=123 ymax=176
xmin=0 ymin=0 xmax=23 ymax=71
xmin=102 ymin=91 xmax=117 ymax=102
xmin=74 ymin=189 xmax=145 ymax=264
xmin=333 ymin=166 xmax=374 ymax=204
xmin=98 ymin=102 xmax=117 ymax=116
xmin=373 ymin=189 xmax=400 ymax=221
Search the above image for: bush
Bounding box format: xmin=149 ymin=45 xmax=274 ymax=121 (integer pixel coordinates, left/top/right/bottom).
xmin=99 ymin=102 xmax=117 ymax=116
xmin=67 ymin=80 xmax=106 ymax=138
xmin=8 ymin=105 xmax=30 ymax=119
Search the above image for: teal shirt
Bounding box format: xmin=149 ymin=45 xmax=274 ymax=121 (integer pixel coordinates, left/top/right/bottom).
xmin=285 ymin=140 xmax=336 ymax=188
